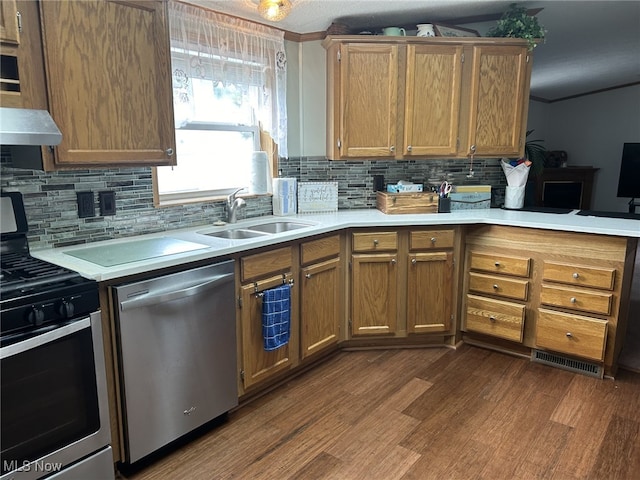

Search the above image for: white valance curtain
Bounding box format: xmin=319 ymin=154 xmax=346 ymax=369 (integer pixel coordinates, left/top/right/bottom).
xmin=168 ymin=0 xmax=288 ymax=157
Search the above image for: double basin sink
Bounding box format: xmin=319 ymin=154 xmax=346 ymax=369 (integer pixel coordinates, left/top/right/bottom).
xmin=201 ymin=221 xmax=315 ymax=240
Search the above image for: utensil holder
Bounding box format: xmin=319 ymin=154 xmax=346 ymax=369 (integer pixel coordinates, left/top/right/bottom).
xmin=438 ymin=197 xmax=451 ymax=213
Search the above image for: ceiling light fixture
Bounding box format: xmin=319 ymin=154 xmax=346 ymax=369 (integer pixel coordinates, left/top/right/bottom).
xmin=258 ymin=0 xmax=291 ymax=22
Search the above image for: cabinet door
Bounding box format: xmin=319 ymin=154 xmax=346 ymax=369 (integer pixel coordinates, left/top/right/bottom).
xmin=301 ymin=257 xmax=341 ymax=359
xmin=338 ymin=43 xmax=398 ymax=158
xmin=466 ymin=45 xmax=529 ymax=158
xmin=404 ymin=44 xmax=463 ymax=157
xmin=40 ymin=1 xmax=176 ymax=167
xmin=240 ymin=274 xmax=297 ymax=390
xmin=351 ymin=253 xmax=398 ymax=336
xmin=0 ymin=0 xmax=19 ymax=45
xmin=407 ymin=252 xmax=453 ymax=333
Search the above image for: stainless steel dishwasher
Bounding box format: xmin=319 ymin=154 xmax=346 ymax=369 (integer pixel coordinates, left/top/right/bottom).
xmin=113 ymin=260 xmax=237 ymax=464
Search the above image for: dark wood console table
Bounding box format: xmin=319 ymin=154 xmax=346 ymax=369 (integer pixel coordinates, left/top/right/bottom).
xmin=534 ymin=167 xmax=599 ymax=209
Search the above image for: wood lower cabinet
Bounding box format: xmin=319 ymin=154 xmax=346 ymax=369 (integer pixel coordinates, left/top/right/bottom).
xmin=38 ymin=0 xmax=176 ymax=169
xmin=300 ymin=235 xmax=342 ymax=360
xmin=463 ymin=225 xmax=637 ymax=375
xmin=407 ymin=229 xmax=455 ymax=334
xmin=238 ymin=247 xmax=298 ymax=391
xmin=350 ymin=228 xmax=458 ymax=339
xmin=464 ymin=249 xmax=531 ymax=343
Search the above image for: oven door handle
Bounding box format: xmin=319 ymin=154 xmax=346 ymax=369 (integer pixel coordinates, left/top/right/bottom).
xmin=119 ymin=272 xmax=234 ymax=311
xmin=0 ymin=317 xmax=90 ymax=359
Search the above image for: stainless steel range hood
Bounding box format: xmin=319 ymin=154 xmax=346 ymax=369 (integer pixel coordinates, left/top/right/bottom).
xmin=0 ymin=107 xmax=62 ymax=146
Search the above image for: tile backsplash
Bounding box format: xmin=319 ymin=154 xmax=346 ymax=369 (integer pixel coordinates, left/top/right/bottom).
xmin=1 ymin=149 xmax=507 ymax=250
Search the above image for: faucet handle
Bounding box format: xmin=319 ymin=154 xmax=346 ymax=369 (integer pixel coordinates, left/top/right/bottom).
xmin=227 ymin=187 xmax=246 ymax=202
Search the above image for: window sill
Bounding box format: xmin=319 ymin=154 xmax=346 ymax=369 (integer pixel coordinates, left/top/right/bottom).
xmin=155 ymin=193 xmax=272 ymax=208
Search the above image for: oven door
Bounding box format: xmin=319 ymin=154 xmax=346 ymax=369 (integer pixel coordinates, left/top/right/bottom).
xmin=1 ymin=312 xmax=113 ymax=480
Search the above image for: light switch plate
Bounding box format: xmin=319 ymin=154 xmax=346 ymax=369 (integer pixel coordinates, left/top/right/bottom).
xmin=99 ymin=191 xmax=116 ymax=216
xmin=77 ymin=191 xmax=94 ymax=218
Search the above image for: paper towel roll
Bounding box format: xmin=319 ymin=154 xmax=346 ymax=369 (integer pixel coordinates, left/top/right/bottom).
xmin=249 ymin=151 xmax=270 ymax=195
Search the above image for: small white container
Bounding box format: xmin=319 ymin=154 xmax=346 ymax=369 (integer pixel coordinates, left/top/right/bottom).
xmin=505 ymin=186 xmax=525 ymax=209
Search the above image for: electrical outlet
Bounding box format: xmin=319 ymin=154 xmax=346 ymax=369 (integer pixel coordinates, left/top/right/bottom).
xmin=76 ymin=191 xmax=95 ymax=218
xmin=99 ymin=191 xmax=116 ymax=216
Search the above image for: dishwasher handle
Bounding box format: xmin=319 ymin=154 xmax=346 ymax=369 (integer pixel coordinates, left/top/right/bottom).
xmin=119 ymin=272 xmax=234 ymax=311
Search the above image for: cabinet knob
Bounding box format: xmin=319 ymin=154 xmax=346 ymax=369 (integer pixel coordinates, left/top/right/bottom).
xmin=493 ymin=284 xmax=499 ymax=290
xmin=305 ymin=273 xmax=312 ymax=279
xmin=572 ymin=272 xmax=580 ymax=279
xmin=389 ymin=145 xmax=395 ymax=153
xmin=570 ymin=297 xmax=577 ymax=303
xmin=494 ymin=261 xmax=501 ymax=267
xmin=391 ymin=258 xmax=396 ymax=265
xmin=566 ymin=332 xmax=573 ymax=338
xmin=373 ymin=239 xmax=379 ymax=246
xmin=470 ymin=145 xmax=476 ymax=153
xmin=166 ymin=148 xmax=174 ymax=156
xmin=407 ymin=145 xmax=412 ymax=152
xmin=489 ymin=316 xmax=497 ymax=323
xmin=430 ymin=237 xmax=436 ymax=243
xmin=411 ymin=258 xmax=417 ymax=265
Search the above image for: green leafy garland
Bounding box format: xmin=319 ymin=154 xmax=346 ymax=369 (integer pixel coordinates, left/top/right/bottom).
xmin=486 ymin=3 xmax=546 ymax=51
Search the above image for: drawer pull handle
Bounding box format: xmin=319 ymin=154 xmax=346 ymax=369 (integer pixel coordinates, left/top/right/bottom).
xmin=411 ymin=258 xmax=417 ymax=265
xmin=570 ymin=297 xmax=577 ymax=303
xmin=431 ymin=237 xmax=436 ymax=243
xmin=493 ymin=284 xmax=499 ymax=290
xmin=373 ymin=239 xmax=379 ymax=245
xmin=573 ymin=272 xmax=580 ymax=279
xmin=494 ymin=261 xmax=500 ymax=267
xmin=566 ymin=332 xmax=573 ymax=338
xmin=305 ymin=273 xmax=312 ymax=279
xmin=489 ymin=316 xmax=497 ymax=323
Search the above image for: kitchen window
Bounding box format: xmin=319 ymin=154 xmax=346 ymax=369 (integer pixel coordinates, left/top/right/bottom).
xmin=154 ymin=1 xmax=287 ymax=205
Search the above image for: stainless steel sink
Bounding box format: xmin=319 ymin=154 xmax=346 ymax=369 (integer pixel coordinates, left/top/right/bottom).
xmin=204 ymin=229 xmax=269 ymax=239
xmin=248 ymin=221 xmax=313 ymax=233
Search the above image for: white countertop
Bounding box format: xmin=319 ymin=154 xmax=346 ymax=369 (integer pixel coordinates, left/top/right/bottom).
xmin=31 ymin=208 xmax=640 ymax=282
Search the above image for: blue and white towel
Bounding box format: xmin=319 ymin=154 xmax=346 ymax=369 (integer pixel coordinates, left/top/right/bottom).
xmin=262 ymin=283 xmax=291 ymax=351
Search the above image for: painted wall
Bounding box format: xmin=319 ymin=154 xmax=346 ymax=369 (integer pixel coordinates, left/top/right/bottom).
xmin=526 ymin=85 xmax=640 ymax=212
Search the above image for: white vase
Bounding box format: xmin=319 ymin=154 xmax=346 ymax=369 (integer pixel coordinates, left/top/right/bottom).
xmin=417 ymin=24 xmax=435 ymax=37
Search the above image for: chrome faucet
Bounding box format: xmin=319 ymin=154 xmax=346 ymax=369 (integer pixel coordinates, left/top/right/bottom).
xmin=226 ymin=188 xmax=246 ymax=223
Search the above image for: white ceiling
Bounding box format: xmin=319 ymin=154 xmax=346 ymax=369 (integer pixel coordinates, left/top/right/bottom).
xmin=186 ymin=1 xmax=640 ymax=102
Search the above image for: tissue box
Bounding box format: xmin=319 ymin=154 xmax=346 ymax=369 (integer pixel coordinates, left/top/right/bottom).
xmin=386 ymin=183 xmax=423 ymax=193
xmin=450 ymin=185 xmax=491 ymax=210
xmin=272 ymin=178 xmax=297 ymax=216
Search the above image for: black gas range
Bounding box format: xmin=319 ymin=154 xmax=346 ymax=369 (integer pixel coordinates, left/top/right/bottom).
xmin=0 ymin=191 xmax=98 ymax=344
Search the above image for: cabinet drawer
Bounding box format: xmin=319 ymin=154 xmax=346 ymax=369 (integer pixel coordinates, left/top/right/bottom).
xmin=468 ymin=272 xmax=528 ymax=301
xmin=469 ymin=251 xmax=531 ymax=277
xmin=543 ymin=262 xmax=615 ymax=291
xmin=465 ymin=294 xmax=525 ymax=343
xmin=540 ymin=285 xmax=612 ymax=316
xmin=241 ymin=246 xmax=292 ymax=282
xmin=410 ymin=229 xmax=454 ymax=250
xmin=536 ymin=308 xmax=608 ymax=362
xmin=352 ymin=232 xmax=397 ymax=252
xmin=301 ymin=234 xmax=340 ymax=265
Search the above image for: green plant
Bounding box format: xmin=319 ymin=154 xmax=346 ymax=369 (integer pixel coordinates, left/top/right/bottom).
xmin=524 ymin=129 xmax=546 ymax=177
xmin=486 ymin=3 xmax=545 ymax=51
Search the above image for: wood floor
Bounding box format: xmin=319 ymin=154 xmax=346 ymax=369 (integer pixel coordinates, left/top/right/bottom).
xmin=119 ymin=345 xmax=640 ymax=480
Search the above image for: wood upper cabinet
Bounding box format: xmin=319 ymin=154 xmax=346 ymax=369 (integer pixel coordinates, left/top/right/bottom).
xmin=327 ymin=43 xmax=398 ymax=159
xmin=404 ymin=44 xmax=463 ymax=157
xmin=39 ymin=0 xmax=176 ymax=169
xmin=465 ymin=45 xmax=531 ymax=158
xmin=323 ymin=36 xmax=532 ymax=160
xmin=0 ymin=0 xmax=20 ymax=45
